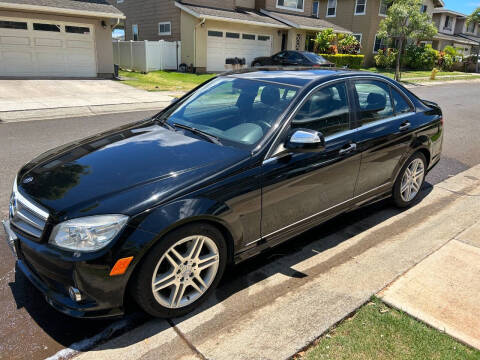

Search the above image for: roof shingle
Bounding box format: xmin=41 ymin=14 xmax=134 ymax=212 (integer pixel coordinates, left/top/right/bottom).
xmin=176 ymin=2 xmax=289 ymax=28
xmin=260 ymin=10 xmax=352 ymax=33
xmin=0 ymin=0 xmax=123 ymax=16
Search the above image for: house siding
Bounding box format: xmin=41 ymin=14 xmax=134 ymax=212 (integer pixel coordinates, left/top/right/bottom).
xmin=110 ymin=0 xmax=181 ymax=41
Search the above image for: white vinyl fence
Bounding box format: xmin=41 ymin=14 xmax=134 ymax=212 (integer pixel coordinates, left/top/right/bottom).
xmin=113 ymin=40 xmax=181 ymax=72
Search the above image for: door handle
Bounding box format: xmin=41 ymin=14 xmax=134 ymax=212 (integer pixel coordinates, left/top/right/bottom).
xmin=339 ymin=143 xmax=357 ymax=155
xmin=399 ymin=122 xmax=411 ymax=131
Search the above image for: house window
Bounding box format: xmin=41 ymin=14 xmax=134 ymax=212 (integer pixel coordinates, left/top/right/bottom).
xmin=132 ymin=24 xmax=138 ymax=41
xmin=373 ymin=35 xmax=387 ymax=53
xmin=208 ymin=30 xmax=223 ymax=37
xmin=355 ymin=0 xmax=367 ymax=15
xmin=66 ymin=26 xmax=90 ymax=34
xmin=420 ymin=5 xmax=428 ymax=13
xmin=33 ymin=23 xmax=60 ymax=32
xmin=276 ymin=0 xmax=304 ymax=12
xmin=379 ymin=0 xmax=389 ymax=16
xmin=326 ymin=0 xmax=337 ymax=17
xmin=466 ymin=21 xmax=476 ymax=34
xmin=444 ymin=16 xmax=452 ymax=30
xmin=312 ymin=1 xmax=319 ymax=17
xmin=353 ymin=33 xmax=362 ymax=53
xmin=158 ymin=22 xmax=171 ymax=35
xmin=0 ymin=20 xmax=27 ymax=30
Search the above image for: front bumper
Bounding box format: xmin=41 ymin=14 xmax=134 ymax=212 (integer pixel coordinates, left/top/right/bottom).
xmin=2 ymin=219 xmax=131 ymax=319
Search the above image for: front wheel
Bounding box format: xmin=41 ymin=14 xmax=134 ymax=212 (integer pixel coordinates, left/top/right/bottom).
xmin=392 ymin=152 xmax=427 ymax=208
xmin=131 ymin=223 xmax=227 ymax=318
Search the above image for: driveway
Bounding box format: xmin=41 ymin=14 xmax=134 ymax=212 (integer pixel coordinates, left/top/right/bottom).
xmin=0 ymin=79 xmax=176 ymax=122
xmin=0 ymin=82 xmax=479 ymax=359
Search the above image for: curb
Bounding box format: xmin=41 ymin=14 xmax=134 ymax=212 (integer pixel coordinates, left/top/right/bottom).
xmin=0 ymin=101 xmax=170 ymax=123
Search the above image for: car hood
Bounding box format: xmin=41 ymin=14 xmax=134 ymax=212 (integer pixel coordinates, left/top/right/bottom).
xmin=17 ymin=120 xmax=250 ymax=220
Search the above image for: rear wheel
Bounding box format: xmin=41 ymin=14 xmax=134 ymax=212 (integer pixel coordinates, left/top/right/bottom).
xmin=132 ymin=223 xmax=227 ymax=318
xmin=392 ymin=152 xmax=427 ymax=208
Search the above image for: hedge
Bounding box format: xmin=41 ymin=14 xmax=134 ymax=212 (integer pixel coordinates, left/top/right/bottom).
xmin=320 ymin=54 xmax=365 ymax=69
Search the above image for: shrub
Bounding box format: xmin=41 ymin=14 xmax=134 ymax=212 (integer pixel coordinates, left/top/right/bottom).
xmin=374 ymin=48 xmax=398 ymax=69
xmin=404 ymin=44 xmax=438 ymax=70
xmin=436 ymin=51 xmax=454 ymax=71
xmin=338 ymin=34 xmax=361 ymax=55
xmin=314 ymin=29 xmax=335 ymax=54
xmin=320 ymin=54 xmax=365 ymax=69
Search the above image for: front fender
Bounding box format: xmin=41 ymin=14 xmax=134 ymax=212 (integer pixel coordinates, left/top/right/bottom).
xmin=129 ymin=197 xmax=242 ymax=261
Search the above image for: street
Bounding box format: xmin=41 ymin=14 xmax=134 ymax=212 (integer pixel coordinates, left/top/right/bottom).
xmin=0 ymin=82 xmax=479 ymax=359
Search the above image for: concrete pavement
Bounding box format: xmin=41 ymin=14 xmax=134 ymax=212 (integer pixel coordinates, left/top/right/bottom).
xmin=379 ymin=220 xmax=480 ymax=350
xmin=0 ymin=80 xmax=176 ymax=122
xmin=73 ymin=165 xmax=480 ymax=360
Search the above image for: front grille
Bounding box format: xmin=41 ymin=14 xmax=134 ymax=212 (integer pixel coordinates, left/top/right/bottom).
xmin=10 ymin=190 xmax=49 ymax=240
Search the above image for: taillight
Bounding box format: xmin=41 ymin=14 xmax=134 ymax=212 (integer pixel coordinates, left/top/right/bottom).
xmin=440 ymin=117 xmax=444 ymax=126
xmin=312 ymin=64 xmax=320 ymax=68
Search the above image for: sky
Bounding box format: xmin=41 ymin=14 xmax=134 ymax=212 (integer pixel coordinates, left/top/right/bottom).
xmin=443 ymin=0 xmax=480 ymax=15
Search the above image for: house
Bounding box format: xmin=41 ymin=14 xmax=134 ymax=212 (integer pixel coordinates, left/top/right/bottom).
xmin=112 ymin=0 xmax=352 ymax=72
xmin=0 ymin=0 xmax=125 ymax=78
xmin=308 ymin=0 xmax=444 ymax=66
xmin=431 ymin=8 xmax=480 ymax=57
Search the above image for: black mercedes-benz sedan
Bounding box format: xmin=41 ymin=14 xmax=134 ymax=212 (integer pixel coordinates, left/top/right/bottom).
xmin=252 ymin=51 xmax=334 ymax=68
xmin=3 ymin=69 xmax=443 ymax=319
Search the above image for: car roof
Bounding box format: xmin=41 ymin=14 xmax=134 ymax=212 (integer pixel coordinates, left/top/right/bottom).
xmin=226 ymin=68 xmax=366 ymax=87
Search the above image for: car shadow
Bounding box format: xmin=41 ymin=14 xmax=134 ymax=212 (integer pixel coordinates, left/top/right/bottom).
xmin=9 ymin=183 xmax=435 ymax=352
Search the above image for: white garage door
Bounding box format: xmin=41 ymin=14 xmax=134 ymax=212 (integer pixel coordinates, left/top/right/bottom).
xmin=206 ymin=29 xmax=272 ymax=72
xmin=0 ymin=18 xmax=97 ymax=77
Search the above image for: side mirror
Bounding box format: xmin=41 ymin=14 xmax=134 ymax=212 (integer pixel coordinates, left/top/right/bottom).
xmin=285 ymin=129 xmax=325 ymax=153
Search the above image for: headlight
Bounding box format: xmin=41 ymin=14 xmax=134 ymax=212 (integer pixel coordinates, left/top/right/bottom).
xmin=49 ymin=215 xmax=128 ymax=252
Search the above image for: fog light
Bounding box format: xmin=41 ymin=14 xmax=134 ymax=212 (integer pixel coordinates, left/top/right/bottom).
xmin=69 ymin=287 xmax=83 ymax=302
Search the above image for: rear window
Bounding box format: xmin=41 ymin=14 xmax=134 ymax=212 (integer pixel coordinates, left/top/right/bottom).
xmin=303 ymin=52 xmax=329 ymax=64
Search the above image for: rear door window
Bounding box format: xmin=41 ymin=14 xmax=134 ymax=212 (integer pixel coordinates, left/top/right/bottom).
xmin=353 ymin=80 xmax=394 ymax=124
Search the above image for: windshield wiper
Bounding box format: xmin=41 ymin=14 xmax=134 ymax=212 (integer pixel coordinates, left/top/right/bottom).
xmin=152 ymin=116 xmax=176 ymax=131
xmin=172 ymin=123 xmax=222 ymax=145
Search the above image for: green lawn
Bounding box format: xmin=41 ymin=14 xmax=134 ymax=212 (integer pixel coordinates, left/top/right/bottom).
xmin=363 ymin=67 xmax=468 ymax=79
xmin=119 ymin=70 xmax=216 ymax=92
xmin=300 ymin=297 xmax=480 ymax=360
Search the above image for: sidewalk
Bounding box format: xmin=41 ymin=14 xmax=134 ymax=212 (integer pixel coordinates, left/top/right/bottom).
xmin=0 ymin=79 xmax=178 ymax=122
xmin=379 ymin=219 xmax=480 ymax=350
xmin=65 ymin=165 xmax=480 ymax=360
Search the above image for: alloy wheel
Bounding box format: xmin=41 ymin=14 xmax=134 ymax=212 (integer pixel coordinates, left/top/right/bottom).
xmin=400 ymin=158 xmax=425 ymax=202
xmin=151 ymin=235 xmax=220 ymax=309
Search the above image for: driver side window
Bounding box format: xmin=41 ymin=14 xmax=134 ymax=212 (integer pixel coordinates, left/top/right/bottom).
xmin=291 ymin=82 xmax=350 ymax=137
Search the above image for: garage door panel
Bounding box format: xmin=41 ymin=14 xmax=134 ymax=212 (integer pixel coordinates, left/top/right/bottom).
xmin=0 ymin=19 xmax=96 ymax=77
xmin=0 ymin=36 xmax=30 ymax=46
xmin=35 ymin=37 xmax=63 ymax=48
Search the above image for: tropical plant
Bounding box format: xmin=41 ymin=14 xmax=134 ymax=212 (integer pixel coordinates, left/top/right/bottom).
xmin=313 ymin=28 xmax=336 ymax=54
xmin=337 ymin=34 xmax=361 ymax=54
xmin=436 ymin=51 xmax=454 ymax=71
xmin=377 ymin=0 xmax=438 ymax=80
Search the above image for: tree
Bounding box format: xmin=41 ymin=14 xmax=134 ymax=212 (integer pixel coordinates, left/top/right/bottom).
xmin=467 ymin=8 xmax=480 ymax=73
xmin=377 ymin=0 xmax=437 ymax=80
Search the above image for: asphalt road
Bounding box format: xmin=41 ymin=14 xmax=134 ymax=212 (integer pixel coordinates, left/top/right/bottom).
xmin=0 ymin=82 xmax=479 ymax=359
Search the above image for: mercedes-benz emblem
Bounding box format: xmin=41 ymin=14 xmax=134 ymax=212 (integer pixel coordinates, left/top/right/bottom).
xmin=23 ymin=177 xmax=34 ymax=184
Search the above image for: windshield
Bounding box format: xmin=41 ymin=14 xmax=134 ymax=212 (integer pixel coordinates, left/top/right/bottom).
xmin=162 ymin=77 xmax=299 ymax=149
xmin=303 ymin=52 xmax=329 ymax=64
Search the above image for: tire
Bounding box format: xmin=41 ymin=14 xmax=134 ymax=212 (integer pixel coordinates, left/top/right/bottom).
xmin=392 ymin=152 xmax=427 ymax=208
xmin=131 ymin=223 xmax=227 ymax=318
